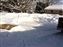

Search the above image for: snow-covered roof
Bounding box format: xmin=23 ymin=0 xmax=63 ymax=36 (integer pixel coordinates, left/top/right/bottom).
xmin=45 ymin=5 xmax=63 ymax=10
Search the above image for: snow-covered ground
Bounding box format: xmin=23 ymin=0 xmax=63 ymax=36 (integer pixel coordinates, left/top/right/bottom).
xmin=0 ymin=13 xmax=61 ymax=32
xmin=0 ymin=13 xmax=60 ymax=32
xmin=0 ymin=12 xmax=63 ymax=47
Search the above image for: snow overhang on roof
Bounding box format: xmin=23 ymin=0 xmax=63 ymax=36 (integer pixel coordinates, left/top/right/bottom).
xmin=45 ymin=5 xmax=63 ymax=15
xmin=45 ymin=5 xmax=63 ymax=10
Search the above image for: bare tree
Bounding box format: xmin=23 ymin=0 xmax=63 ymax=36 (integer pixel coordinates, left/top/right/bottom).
xmin=0 ymin=0 xmax=36 ymax=13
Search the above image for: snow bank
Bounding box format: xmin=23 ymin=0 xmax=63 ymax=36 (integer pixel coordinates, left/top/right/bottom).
xmin=0 ymin=13 xmax=60 ymax=32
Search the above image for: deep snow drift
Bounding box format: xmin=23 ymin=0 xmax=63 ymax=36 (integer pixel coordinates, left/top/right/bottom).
xmin=0 ymin=13 xmax=61 ymax=32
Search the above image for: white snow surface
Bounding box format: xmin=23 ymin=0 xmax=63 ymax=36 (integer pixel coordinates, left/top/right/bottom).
xmin=0 ymin=13 xmax=63 ymax=47
xmin=0 ymin=13 xmax=61 ymax=32
xmin=45 ymin=5 xmax=63 ymax=10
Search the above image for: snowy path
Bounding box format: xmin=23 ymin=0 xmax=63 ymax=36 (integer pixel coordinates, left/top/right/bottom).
xmin=0 ymin=26 xmax=60 ymax=47
xmin=0 ymin=13 xmax=62 ymax=47
xmin=0 ymin=26 xmax=61 ymax=47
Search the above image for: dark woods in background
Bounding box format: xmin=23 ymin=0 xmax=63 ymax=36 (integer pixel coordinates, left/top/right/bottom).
xmin=0 ymin=0 xmax=49 ymax=13
xmin=35 ymin=2 xmax=49 ymax=13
